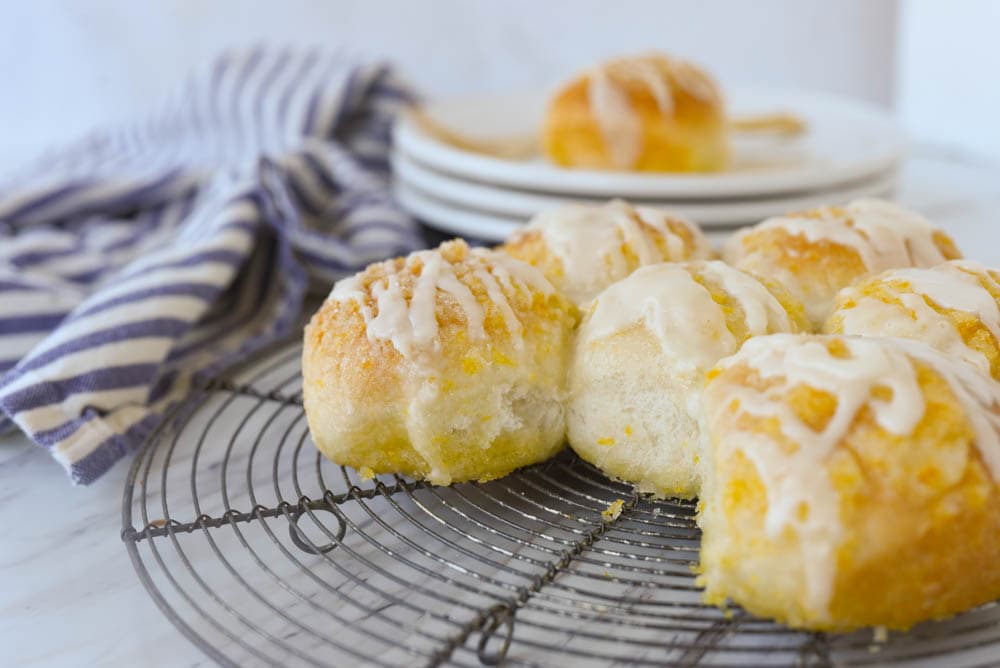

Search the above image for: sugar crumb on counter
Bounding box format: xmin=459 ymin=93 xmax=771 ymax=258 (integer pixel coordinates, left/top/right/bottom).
xmin=601 ymin=499 xmax=625 ymax=522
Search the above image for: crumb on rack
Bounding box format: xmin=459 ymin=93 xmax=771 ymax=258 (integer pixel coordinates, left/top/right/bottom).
xmin=602 ymin=499 xmax=625 ymax=522
xmin=359 ymin=467 xmax=376 ymax=481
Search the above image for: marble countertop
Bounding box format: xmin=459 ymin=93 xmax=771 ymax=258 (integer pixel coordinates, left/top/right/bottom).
xmin=2 ymin=151 xmax=999 ymax=668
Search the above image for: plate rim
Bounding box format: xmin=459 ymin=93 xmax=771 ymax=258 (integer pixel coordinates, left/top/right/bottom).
xmin=393 ymin=152 xmax=897 ymax=227
xmin=395 ymin=182 xmax=522 ymax=241
xmin=394 ymin=85 xmax=907 ymax=198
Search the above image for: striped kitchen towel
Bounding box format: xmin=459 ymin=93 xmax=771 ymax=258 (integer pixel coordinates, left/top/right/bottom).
xmin=0 ymin=48 xmax=422 ymax=484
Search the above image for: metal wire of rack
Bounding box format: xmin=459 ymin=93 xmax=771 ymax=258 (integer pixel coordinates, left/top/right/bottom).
xmin=121 ymin=340 xmax=1000 ymax=667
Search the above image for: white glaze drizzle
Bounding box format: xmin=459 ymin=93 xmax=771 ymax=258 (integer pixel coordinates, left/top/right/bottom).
xmin=837 ymin=293 xmax=990 ymax=374
xmin=584 ymin=54 xmax=718 ymax=168
xmin=631 ymin=57 xmax=674 ymax=115
xmin=724 ymin=199 xmax=955 ymax=326
xmin=474 ymin=267 xmax=522 ymax=345
xmin=587 ymin=66 xmax=643 ymax=169
xmin=728 ymin=199 xmax=952 ymax=274
xmin=699 ymin=261 xmax=793 ymax=335
xmin=672 ymin=60 xmax=719 ymax=102
xmin=906 ymin=262 xmax=1000 ymax=340
xmin=706 ymin=334 xmax=1000 ymax=613
xmin=583 ymin=261 xmax=794 ymax=375
xmin=835 ymin=261 xmax=1000 ymax=375
xmin=328 ymin=242 xmax=553 ymax=357
xmin=522 ymin=199 xmax=710 ymax=305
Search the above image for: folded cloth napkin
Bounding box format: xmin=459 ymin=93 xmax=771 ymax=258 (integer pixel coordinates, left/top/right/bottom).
xmin=0 ymin=48 xmax=422 ymax=484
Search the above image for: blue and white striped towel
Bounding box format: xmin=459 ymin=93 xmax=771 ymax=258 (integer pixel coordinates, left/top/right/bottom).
xmin=0 ymin=49 xmax=422 ymax=484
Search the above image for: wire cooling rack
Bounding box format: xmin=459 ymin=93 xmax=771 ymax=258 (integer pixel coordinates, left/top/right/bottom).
xmin=121 ymin=340 xmax=1000 ymax=667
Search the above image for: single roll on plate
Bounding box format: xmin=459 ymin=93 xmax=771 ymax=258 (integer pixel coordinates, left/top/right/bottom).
xmin=302 ymin=239 xmax=576 ymax=485
xmin=825 ymin=260 xmax=1000 ymax=379
xmin=543 ymin=52 xmax=728 ymax=172
xmin=699 ymin=334 xmax=1000 ymax=631
xmin=502 ymin=199 xmax=713 ymax=306
xmin=566 ymin=261 xmax=808 ymax=498
xmin=724 ymin=199 xmax=962 ymax=328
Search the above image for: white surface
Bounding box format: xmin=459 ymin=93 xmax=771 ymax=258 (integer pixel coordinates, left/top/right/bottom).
xmin=392 ymin=154 xmax=897 ymax=231
xmin=0 ymin=1 xmax=899 ymax=174
xmin=394 ymin=182 xmax=527 ymax=242
xmin=395 ymin=88 xmax=905 ymax=198
xmin=897 ymin=0 xmax=1000 ymax=161
xmin=0 ymin=153 xmax=998 ymax=667
xmin=0 ymin=436 xmax=206 ymax=668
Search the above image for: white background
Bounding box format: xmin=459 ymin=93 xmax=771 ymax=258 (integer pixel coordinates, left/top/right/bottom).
xmin=2 ymin=0 xmax=996 ymax=168
xmin=896 ymin=1 xmax=1000 ymax=159
xmin=0 ymin=0 xmax=1000 ymax=166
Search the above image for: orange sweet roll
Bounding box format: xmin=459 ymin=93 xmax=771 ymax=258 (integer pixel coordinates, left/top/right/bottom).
xmin=543 ymin=53 xmax=729 ymax=173
xmin=699 ymin=333 xmax=1000 ymax=631
xmin=724 ymin=199 xmax=962 ymax=329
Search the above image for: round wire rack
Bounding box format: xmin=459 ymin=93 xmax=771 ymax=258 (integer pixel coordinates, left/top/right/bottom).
xmin=122 ymin=340 xmax=1000 ymax=667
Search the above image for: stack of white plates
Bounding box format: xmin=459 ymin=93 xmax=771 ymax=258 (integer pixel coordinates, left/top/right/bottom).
xmin=392 ymin=87 xmax=905 ymax=243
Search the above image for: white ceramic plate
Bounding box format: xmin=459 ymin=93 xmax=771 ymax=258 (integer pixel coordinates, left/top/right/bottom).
xmin=393 ymin=151 xmax=897 ymax=227
xmin=396 ymin=183 xmax=524 ymax=241
xmin=396 ymin=181 xmax=897 ymax=245
xmin=394 ymin=87 xmax=906 ymax=198
xmin=395 ymin=182 xmax=727 ymax=247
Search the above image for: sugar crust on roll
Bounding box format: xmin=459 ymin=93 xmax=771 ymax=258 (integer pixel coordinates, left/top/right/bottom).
xmin=699 ymin=334 xmax=1000 ymax=630
xmin=303 ymin=239 xmax=576 ymax=485
xmin=724 ymin=199 xmax=962 ymax=328
xmin=503 ymin=199 xmax=713 ymax=305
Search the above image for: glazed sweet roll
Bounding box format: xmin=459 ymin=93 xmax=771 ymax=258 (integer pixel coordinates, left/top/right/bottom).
xmin=825 ymin=260 xmax=1000 ymax=379
xmin=724 ymin=199 xmax=962 ymax=328
xmin=302 ymin=239 xmax=576 ymax=485
xmin=502 ymin=199 xmax=713 ymax=306
xmin=699 ymin=334 xmax=1000 ymax=631
xmin=566 ymin=261 xmax=807 ymax=498
xmin=543 ymin=52 xmax=728 ymax=172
